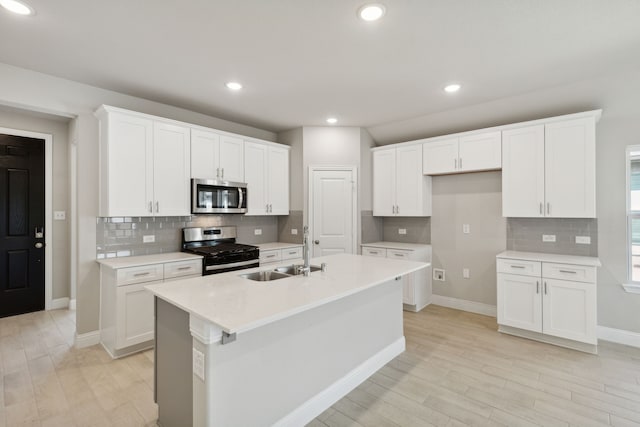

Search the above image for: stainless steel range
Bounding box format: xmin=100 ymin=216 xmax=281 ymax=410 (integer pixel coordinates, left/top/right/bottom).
xmin=182 ymin=226 xmax=259 ymax=275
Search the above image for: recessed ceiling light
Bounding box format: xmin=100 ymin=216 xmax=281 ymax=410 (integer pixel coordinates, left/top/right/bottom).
xmin=0 ymin=0 xmax=34 ymax=15
xmin=444 ymin=84 xmax=461 ymax=93
xmin=326 ymin=118 xmax=338 ymax=124
xmin=225 ymin=82 xmax=243 ymax=90
xmin=358 ymin=3 xmax=386 ymax=21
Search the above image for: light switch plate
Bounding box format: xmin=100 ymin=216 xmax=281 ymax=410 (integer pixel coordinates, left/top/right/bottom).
xmin=542 ymin=234 xmax=556 ymax=242
xmin=576 ymin=236 xmax=591 ymax=244
xmin=54 ymin=211 xmax=66 ymax=220
xmin=398 ymin=228 xmax=407 ymax=235
xmin=254 ymin=229 xmax=262 ymax=235
xmin=463 ymin=224 xmax=470 ymax=234
xmin=193 ymin=348 xmax=205 ymax=381
xmin=463 ymin=268 xmax=470 ymax=279
xmin=143 ymin=235 xmax=155 ymax=243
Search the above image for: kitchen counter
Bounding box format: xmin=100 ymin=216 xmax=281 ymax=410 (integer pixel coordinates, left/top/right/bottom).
xmin=255 ymin=242 xmax=303 ymax=250
xmin=146 ymin=252 xmax=427 ymax=335
xmin=496 ymin=250 xmax=601 ymax=267
xmin=361 ymin=241 xmax=431 ymax=250
xmin=149 ymin=253 xmax=429 ymax=427
xmin=96 ymin=252 xmax=202 ymax=269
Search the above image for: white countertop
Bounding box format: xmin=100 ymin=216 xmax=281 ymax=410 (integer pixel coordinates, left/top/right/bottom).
xmin=362 ymin=241 xmax=431 ymax=251
xmin=145 ymin=253 xmax=429 ymax=334
xmin=97 ymin=252 xmax=202 ymax=269
xmin=256 ymin=242 xmax=303 ymax=251
xmin=496 ymin=250 xmax=601 ymax=267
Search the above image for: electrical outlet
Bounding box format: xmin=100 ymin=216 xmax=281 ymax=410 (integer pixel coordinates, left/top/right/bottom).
xmin=143 ymin=235 xmax=155 ymax=243
xmin=193 ymin=348 xmax=205 ymax=381
xmin=463 ymin=268 xmax=470 ymax=279
xmin=542 ymin=234 xmax=556 ymax=242
xmin=433 ymin=268 xmax=445 ymax=281
xmin=291 ymin=228 xmax=298 ymax=235
xmin=463 ymin=224 xmax=470 ymax=234
xmin=575 ymin=236 xmax=591 ymax=244
xmin=54 ymin=211 xmax=66 ymax=220
xmin=398 ymin=228 xmax=407 ymax=235
xmin=254 ymin=229 xmax=262 ymax=235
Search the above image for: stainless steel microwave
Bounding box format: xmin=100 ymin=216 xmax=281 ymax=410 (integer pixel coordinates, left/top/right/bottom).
xmin=191 ymin=179 xmax=247 ymax=214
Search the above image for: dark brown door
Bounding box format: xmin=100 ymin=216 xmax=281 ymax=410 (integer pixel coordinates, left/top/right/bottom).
xmin=0 ymin=133 xmax=45 ymax=318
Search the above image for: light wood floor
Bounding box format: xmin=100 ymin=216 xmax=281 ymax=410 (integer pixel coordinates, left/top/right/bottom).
xmin=2 ymin=306 xmax=640 ymax=426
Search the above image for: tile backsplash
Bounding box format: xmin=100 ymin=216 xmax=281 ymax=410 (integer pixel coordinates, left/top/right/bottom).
xmin=507 ymin=218 xmax=598 ymax=257
xmin=97 ymin=214 xmax=278 ymax=259
xmin=361 ymin=211 xmax=383 ymax=244
xmin=277 ymin=210 xmax=303 ymax=244
xmin=382 ymin=216 xmax=431 ymax=244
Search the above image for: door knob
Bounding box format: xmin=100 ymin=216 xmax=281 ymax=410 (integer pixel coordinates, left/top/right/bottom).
xmin=314 ymin=240 xmax=320 ymax=244
xmin=35 ymin=242 xmax=44 ymax=249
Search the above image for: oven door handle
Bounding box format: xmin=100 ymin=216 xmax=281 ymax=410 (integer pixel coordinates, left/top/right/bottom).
xmin=205 ymin=259 xmax=258 ymax=272
xmin=238 ymin=187 xmax=244 ymax=209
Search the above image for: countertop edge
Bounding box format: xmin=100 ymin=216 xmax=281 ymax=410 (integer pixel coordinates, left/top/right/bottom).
xmin=496 ymin=250 xmax=601 ymax=267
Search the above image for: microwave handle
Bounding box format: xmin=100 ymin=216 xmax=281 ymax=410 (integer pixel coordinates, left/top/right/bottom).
xmin=238 ymin=187 xmax=244 ymax=209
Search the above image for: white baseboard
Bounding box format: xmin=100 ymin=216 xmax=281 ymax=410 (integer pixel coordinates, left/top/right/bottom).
xmin=431 ymin=295 xmax=497 ymax=317
xmin=273 ymin=337 xmax=406 ymax=427
xmin=69 ymin=299 xmax=76 ymax=310
xmin=598 ymin=326 xmax=640 ymax=349
xmin=49 ymin=297 xmax=69 ymax=310
xmin=74 ymin=330 xmax=100 ymax=348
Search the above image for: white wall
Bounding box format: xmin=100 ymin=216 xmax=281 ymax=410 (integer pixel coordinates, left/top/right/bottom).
xmin=0 ymin=62 xmax=276 ymax=335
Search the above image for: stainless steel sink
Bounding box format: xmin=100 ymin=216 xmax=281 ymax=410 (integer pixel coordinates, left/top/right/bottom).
xmin=239 ymin=271 xmax=292 ymax=282
xmin=273 ymin=264 xmax=322 ymax=275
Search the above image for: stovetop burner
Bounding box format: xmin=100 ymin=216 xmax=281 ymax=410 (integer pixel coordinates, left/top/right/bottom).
xmin=187 ymin=242 xmax=259 ymax=257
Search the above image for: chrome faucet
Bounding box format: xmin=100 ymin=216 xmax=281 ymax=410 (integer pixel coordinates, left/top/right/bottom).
xmin=300 ymin=225 xmax=311 ymax=276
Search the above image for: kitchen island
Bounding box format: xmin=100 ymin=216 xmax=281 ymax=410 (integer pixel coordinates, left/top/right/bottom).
xmin=145 ymin=253 xmax=428 ymax=427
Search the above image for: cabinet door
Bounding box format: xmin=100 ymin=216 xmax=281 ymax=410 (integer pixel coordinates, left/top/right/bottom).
xmin=422 ymin=138 xmax=458 ymax=175
xmin=268 ymin=146 xmax=289 ymax=215
xmin=544 ymin=118 xmax=596 ymax=218
xmin=402 ymin=276 xmax=415 ymax=305
xmin=115 ymin=282 xmax=155 ymax=349
xmin=373 ymin=149 xmax=396 ymax=216
xmin=502 ymin=125 xmax=545 ymax=217
xmin=396 ymin=145 xmax=427 ymax=216
xmin=153 ymin=122 xmax=191 ymax=216
xmin=458 ymin=131 xmax=502 ymax=172
xmin=104 ymin=113 xmax=153 ymax=216
xmin=542 ymin=278 xmax=597 ymax=344
xmin=191 ymin=129 xmax=220 ymax=179
xmin=497 ymin=273 xmax=542 ymax=333
xmin=219 ymin=135 xmax=244 ymax=182
xmin=244 ymin=142 xmax=268 ymax=215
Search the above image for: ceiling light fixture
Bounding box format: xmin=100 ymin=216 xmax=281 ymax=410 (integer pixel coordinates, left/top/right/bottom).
xmin=358 ymin=3 xmax=386 ymax=21
xmin=326 ymin=118 xmax=338 ymax=124
xmin=225 ymin=82 xmax=243 ymax=90
xmin=444 ymin=84 xmax=461 ymax=93
xmin=0 ymin=0 xmax=34 ymax=15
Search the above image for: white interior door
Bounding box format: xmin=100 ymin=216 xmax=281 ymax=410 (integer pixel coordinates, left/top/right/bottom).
xmin=311 ymin=168 xmax=355 ymax=257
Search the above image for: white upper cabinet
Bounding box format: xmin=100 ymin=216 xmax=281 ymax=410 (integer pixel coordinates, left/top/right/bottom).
xmin=244 ymin=140 xmax=289 ymax=216
xmin=422 ymin=131 xmax=502 ymax=175
xmin=191 ymin=130 xmax=244 ymax=183
xmin=97 ymin=107 xmax=190 ymax=217
xmin=373 ymin=144 xmax=431 ymax=217
xmin=502 ymin=116 xmax=596 ymax=218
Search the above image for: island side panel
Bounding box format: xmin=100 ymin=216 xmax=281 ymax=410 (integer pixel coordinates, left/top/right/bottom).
xmin=155 ymin=297 xmax=193 ymax=427
xmin=195 ymin=278 xmax=404 ymax=427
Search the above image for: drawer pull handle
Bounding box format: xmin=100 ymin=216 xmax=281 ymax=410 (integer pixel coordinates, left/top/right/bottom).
xmin=288 ymin=251 xmax=297 ymax=255
xmin=510 ymin=265 xmax=526 ymax=269
xmin=133 ymin=272 xmax=150 ymax=277
xmin=266 ymin=255 xmax=276 ymax=258
xmin=559 ymin=270 xmax=577 ymax=274
xmin=536 ymin=281 xmax=540 ymax=294
xmin=177 ymin=266 xmax=192 ymax=271
xmin=369 ymin=251 xmax=378 ymax=254
xmin=394 ymin=254 xmax=404 ymax=257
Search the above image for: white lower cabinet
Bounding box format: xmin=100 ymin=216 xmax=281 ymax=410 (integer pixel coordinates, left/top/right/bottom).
xmin=496 ymin=253 xmax=599 ymax=352
xmin=362 ymin=243 xmax=432 ymax=311
xmin=99 ymin=255 xmax=202 ymax=358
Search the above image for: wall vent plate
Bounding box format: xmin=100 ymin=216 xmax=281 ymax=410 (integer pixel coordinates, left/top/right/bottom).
xmin=433 ymin=268 xmax=445 ymax=281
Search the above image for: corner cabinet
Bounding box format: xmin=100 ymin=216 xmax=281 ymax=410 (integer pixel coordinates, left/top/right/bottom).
xmin=502 ymin=114 xmax=598 ymax=218
xmin=496 ymin=251 xmax=600 ymax=353
xmin=373 ymin=144 xmax=432 ymax=217
xmin=190 ymin=129 xmax=244 ymax=183
xmin=422 ymin=131 xmax=502 ymax=175
xmin=96 ymin=106 xmax=191 ymax=217
xmin=244 ymin=140 xmax=290 ymax=215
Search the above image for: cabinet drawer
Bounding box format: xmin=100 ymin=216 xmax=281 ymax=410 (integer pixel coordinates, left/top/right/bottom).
xmin=542 ymin=263 xmax=596 ymax=283
xmin=362 ymin=247 xmax=387 ymax=257
xmin=497 ymin=259 xmax=541 ymax=277
xmin=260 ymin=249 xmax=282 ymax=264
xmin=282 ymin=247 xmax=302 ymax=260
xmin=116 ymin=264 xmax=164 ymax=286
xmin=164 ymin=259 xmax=202 ymax=280
xmin=387 ymin=249 xmax=411 ymax=260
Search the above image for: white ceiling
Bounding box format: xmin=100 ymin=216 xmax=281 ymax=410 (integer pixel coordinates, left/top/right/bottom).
xmin=1 ymin=0 xmax=639 ymax=140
